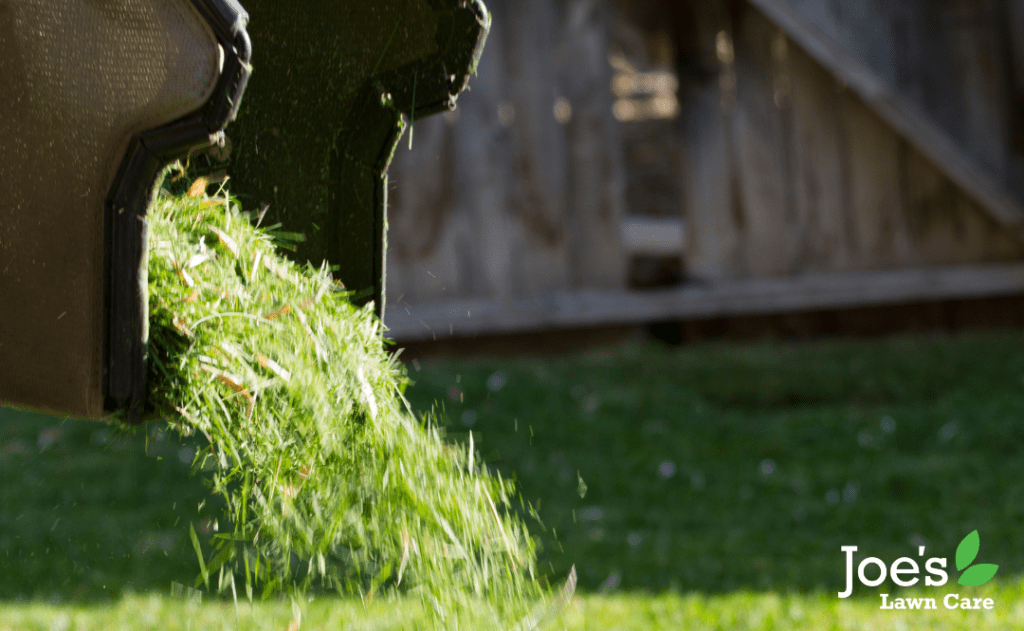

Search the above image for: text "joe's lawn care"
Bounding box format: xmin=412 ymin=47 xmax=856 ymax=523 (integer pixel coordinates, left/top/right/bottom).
xmin=838 ymin=530 xmax=999 ymax=610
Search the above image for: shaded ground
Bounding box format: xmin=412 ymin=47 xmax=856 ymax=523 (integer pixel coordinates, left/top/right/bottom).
xmin=401 ymin=331 xmax=1024 ymax=594
xmin=0 ymin=409 xmax=217 ymax=602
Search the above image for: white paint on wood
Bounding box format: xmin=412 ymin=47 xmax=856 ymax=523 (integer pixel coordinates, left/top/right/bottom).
xmin=385 ymin=262 xmax=1024 ymax=341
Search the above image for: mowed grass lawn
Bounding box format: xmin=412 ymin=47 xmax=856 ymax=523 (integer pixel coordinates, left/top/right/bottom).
xmin=5 ymin=331 xmax=1024 ymax=629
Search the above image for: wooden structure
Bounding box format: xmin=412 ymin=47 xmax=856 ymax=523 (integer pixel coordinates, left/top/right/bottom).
xmin=384 ymin=0 xmax=1024 ymax=342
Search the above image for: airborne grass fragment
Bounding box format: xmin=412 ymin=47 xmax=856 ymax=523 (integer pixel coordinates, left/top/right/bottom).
xmin=142 ymin=183 xmax=542 ymax=624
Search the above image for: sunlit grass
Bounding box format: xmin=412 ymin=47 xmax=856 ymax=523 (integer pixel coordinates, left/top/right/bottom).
xmin=564 ymin=577 xmax=1024 ymax=630
xmin=4 ymin=580 xmax=1024 ymax=630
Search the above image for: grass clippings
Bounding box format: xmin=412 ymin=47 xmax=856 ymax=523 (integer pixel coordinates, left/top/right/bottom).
xmin=141 ymin=181 xmax=543 ymax=624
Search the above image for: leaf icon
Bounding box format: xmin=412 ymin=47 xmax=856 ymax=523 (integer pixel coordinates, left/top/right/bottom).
xmin=956 ymin=530 xmax=980 ymax=571
xmin=958 ymin=563 xmax=999 ymax=587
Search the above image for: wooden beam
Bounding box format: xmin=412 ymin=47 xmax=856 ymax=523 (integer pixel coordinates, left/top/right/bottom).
xmin=384 ymin=263 xmax=1024 ymax=341
xmin=620 ymin=216 xmax=686 ymax=256
xmin=745 ymin=0 xmax=1024 ymax=233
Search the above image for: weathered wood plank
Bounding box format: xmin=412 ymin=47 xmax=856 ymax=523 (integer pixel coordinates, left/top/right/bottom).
xmin=1010 ymin=0 xmax=1024 ymax=87
xmin=502 ymin=0 xmax=571 ymax=295
xmin=386 ymin=4 xmax=516 ymax=304
xmin=384 ymin=262 xmax=1024 ymax=341
xmin=786 ymin=39 xmax=851 ymax=271
xmin=1005 ymin=0 xmax=1024 ymax=198
xmin=388 ymin=0 xmax=572 ymax=305
xmin=938 ymin=0 xmax=1009 ymax=178
xmin=679 ymin=0 xmax=742 ymax=280
xmin=789 ymin=0 xmax=1013 ymax=192
xmin=620 ymin=216 xmax=686 ymax=256
xmin=730 ymin=6 xmax=797 ymax=277
xmin=790 ymin=0 xmax=900 ymax=88
xmin=448 ymin=4 xmax=523 ymax=303
xmin=747 ymin=0 xmax=1024 ymax=232
xmin=559 ymin=0 xmax=627 ymax=289
xmin=388 ymin=0 xmax=631 ymax=305
xmin=386 ymin=117 xmax=462 ymax=304
xmin=842 ymin=95 xmax=913 ymax=269
xmin=903 ymin=144 xmax=1024 ymax=265
xmin=788 ymin=0 xmax=955 ymax=133
xmin=952 ymin=189 xmax=1024 ymax=262
xmin=679 ymin=86 xmax=741 ymax=278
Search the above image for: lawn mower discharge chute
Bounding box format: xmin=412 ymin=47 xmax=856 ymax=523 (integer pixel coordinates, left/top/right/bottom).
xmin=0 ymin=0 xmax=490 ymax=424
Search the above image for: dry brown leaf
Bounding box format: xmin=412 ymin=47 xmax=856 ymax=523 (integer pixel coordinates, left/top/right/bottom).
xmin=171 ymin=315 xmax=191 ymax=337
xmin=262 ymin=304 xmax=291 ymax=321
xmin=187 ymin=177 xmax=208 ymax=198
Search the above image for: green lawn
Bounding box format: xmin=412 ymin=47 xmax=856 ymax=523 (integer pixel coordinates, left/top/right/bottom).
xmin=4 ymin=331 xmax=1024 ymax=628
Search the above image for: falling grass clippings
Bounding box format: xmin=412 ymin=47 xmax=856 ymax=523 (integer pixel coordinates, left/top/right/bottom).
xmin=139 ymin=181 xmax=545 ymax=625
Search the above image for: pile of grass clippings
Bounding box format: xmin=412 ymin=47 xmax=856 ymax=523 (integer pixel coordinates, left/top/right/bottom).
xmin=140 ymin=176 xmax=547 ymax=625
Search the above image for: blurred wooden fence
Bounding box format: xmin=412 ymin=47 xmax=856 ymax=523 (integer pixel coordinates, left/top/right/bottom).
xmin=385 ymin=0 xmax=626 ymax=304
xmin=383 ymin=0 xmax=1024 ymax=342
